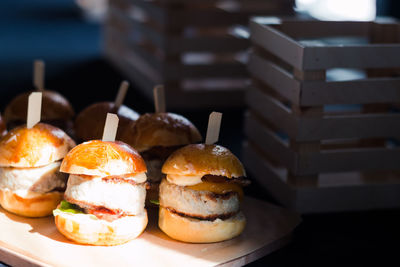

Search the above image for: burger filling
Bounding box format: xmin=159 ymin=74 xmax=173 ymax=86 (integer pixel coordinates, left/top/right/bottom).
xmin=0 ymin=161 xmax=67 ymax=197
xmin=159 ymin=176 xmax=249 ymax=221
xmin=141 ymin=145 xmax=182 ymax=183
xmin=62 ymin=173 xmax=148 ymax=222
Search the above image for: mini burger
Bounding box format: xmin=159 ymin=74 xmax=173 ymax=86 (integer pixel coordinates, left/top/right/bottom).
xmin=53 ymin=140 xmax=148 ymax=246
xmin=74 ymin=102 xmax=139 ymax=142
xmin=0 ymin=123 xmax=75 ymax=217
xmin=3 ymin=90 xmax=75 ymax=134
xmin=159 ymin=144 xmax=249 ymax=243
xmin=120 ymin=112 xmax=202 ymax=203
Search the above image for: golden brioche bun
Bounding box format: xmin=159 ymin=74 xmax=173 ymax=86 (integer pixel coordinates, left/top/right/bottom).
xmin=159 ymin=207 xmax=246 ymax=243
xmin=74 ymin=102 xmax=139 ymax=142
xmin=54 ymin=209 xmax=148 ymax=246
xmin=0 ymin=189 xmax=63 ymax=217
xmin=60 ymin=140 xmax=146 ymax=176
xmin=0 ymin=123 xmax=76 ymax=168
xmin=120 ymin=113 xmax=202 ymax=152
xmin=0 ymin=114 xmax=7 ymax=137
xmin=3 ymin=90 xmax=74 ymax=124
xmin=162 ymin=144 xmax=246 ymax=180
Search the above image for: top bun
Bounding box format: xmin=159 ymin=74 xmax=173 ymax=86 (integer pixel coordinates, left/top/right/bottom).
xmin=0 ymin=123 xmax=76 ymax=168
xmin=74 ymin=102 xmax=139 ymax=142
xmin=121 ymin=113 xmax=202 ymax=152
xmin=0 ymin=114 xmax=7 ymax=137
xmin=162 ymin=144 xmax=246 ymax=179
xmin=3 ymin=90 xmax=74 ymax=124
xmin=60 ymin=140 xmax=146 ymax=177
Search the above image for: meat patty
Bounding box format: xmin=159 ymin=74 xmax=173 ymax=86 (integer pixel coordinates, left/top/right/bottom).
xmin=65 ymin=174 xmax=147 ymax=215
xmin=159 ymin=179 xmax=240 ymax=220
xmin=0 ymin=161 xmax=67 ymax=194
xmin=144 ymin=158 xmax=164 ymax=183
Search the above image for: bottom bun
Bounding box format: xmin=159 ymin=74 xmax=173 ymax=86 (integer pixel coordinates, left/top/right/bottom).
xmin=0 ymin=189 xmax=63 ymax=217
xmin=158 ymin=207 xmax=246 ymax=243
xmin=54 ymin=209 xmax=148 ymax=246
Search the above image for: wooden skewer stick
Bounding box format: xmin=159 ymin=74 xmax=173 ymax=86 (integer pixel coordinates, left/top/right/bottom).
xmin=27 ymin=92 xmax=42 ymax=129
xmin=153 ymin=84 xmax=166 ymax=113
xmin=114 ymin=80 xmax=129 ymax=110
xmin=205 ymin=112 xmax=222 ymax=145
xmin=102 ymin=113 xmax=119 ymax=142
xmin=33 ymin=60 xmax=45 ymax=91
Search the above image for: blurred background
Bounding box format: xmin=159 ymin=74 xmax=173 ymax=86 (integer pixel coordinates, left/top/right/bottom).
xmin=1 ymin=0 xmax=400 ymax=266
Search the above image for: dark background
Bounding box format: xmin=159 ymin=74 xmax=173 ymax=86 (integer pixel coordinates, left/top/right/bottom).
xmin=1 ymin=0 xmax=400 ymax=266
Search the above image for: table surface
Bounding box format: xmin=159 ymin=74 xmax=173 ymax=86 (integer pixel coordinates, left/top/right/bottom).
xmin=1 ymin=1 xmax=400 ymax=266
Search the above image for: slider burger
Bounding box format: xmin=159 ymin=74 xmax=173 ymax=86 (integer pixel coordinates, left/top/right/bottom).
xmin=0 ymin=123 xmax=75 ymax=217
xmin=3 ymin=90 xmax=75 ymax=134
xmin=74 ymin=102 xmax=139 ymax=142
xmin=159 ymin=144 xmax=249 ymax=243
xmin=120 ymin=112 xmax=202 ymax=203
xmin=53 ymin=140 xmax=148 ymax=245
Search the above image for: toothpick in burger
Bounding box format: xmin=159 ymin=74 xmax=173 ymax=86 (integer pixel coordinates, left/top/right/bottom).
xmin=120 ymin=112 xmax=202 ymax=205
xmin=53 ymin=138 xmax=148 ymax=245
xmin=0 ymin=123 xmax=76 ymax=217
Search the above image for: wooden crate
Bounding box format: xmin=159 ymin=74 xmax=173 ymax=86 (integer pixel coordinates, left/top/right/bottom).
xmin=244 ymin=17 xmax=400 ymax=213
xmin=103 ymin=0 xmax=294 ymax=109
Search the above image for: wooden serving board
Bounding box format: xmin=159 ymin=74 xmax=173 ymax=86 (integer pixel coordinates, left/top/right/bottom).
xmin=0 ymin=197 xmax=300 ymax=267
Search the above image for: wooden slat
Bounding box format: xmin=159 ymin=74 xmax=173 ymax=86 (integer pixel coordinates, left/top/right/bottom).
xmin=109 ymin=7 xmax=166 ymax=49
xmin=246 ymin=86 xmax=297 ymax=137
xmin=164 ymin=61 xmax=247 ymax=80
xmin=250 ymin=19 xmax=304 ymax=69
xmin=248 ymin=52 xmax=300 ymax=105
xmin=297 ymin=147 xmax=400 ymax=175
xmin=243 ymin=141 xmax=400 ymax=213
xmin=165 ymin=35 xmax=249 ymax=53
xmin=297 ymin=113 xmax=400 ymax=141
xmin=274 ymin=20 xmax=370 ymax=39
xmin=242 ymin=141 xmax=295 ymax=208
xmin=303 ymin=44 xmax=400 ymax=70
xmin=244 ymin=112 xmax=296 ymax=171
xmin=301 ymin=78 xmax=400 ymax=106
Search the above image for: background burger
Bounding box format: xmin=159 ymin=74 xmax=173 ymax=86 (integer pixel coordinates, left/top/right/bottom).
xmin=0 ymin=113 xmax=7 ymax=137
xmin=53 ymin=140 xmax=148 ymax=246
xmin=0 ymin=123 xmax=75 ymax=217
xmin=3 ymin=90 xmax=75 ymax=135
xmin=74 ymin=102 xmax=139 ymax=142
xmin=159 ymin=144 xmax=249 ymax=243
xmin=120 ymin=112 xmax=202 ymax=204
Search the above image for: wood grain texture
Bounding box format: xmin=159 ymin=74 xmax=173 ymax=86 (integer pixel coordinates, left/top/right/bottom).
xmin=0 ymin=197 xmax=300 ymax=267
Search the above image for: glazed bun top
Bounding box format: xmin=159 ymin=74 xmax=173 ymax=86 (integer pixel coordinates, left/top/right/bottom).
xmin=162 ymin=144 xmax=246 ymax=186
xmin=0 ymin=123 xmax=76 ymax=168
xmin=60 ymin=140 xmax=146 ymax=177
xmin=0 ymin=114 xmax=7 ymax=137
xmin=74 ymin=102 xmax=139 ymax=142
xmin=3 ymin=90 xmax=75 ymax=124
xmin=121 ymin=113 xmax=202 ymax=152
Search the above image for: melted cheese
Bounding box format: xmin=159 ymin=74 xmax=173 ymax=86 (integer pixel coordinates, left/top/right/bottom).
xmin=166 ymin=174 xmax=203 ymax=186
xmin=186 ymin=181 xmax=243 ymax=200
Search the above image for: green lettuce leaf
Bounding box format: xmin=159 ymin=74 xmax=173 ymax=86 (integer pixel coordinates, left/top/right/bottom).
xmin=53 ymin=200 xmax=84 ymax=215
xmin=149 ymin=199 xmax=160 ymax=205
